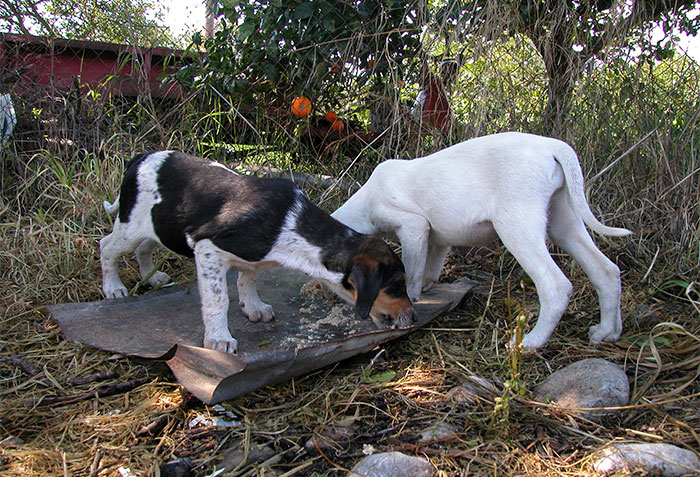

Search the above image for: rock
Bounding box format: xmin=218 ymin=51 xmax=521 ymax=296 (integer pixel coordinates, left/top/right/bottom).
xmin=0 ymin=436 xmax=24 ymax=448
xmin=593 ymin=443 xmax=700 ymax=476
xmin=534 ymin=358 xmax=629 ymax=421
xmin=216 ymin=444 xmax=275 ymax=473
xmin=348 ymin=452 xmax=433 ymax=477
xmin=419 ymin=422 xmax=457 ymax=443
xmin=160 ymin=458 xmax=193 ymax=477
xmin=444 ymin=373 xmax=498 ymax=406
xmin=305 ymin=422 xmax=356 ymax=451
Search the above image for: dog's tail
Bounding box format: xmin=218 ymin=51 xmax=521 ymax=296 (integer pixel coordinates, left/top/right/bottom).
xmin=554 ymin=144 xmax=633 ymax=237
xmin=103 ymin=194 xmax=120 ymax=216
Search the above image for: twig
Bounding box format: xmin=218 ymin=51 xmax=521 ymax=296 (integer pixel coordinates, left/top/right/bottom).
xmin=88 ymin=449 xmax=103 ymax=477
xmin=130 ymin=251 xmax=172 ymax=295
xmin=31 ymin=378 xmax=149 ymax=407
xmin=317 ymin=118 xmax=400 ymax=205
xmin=469 ymin=279 xmax=495 ymax=368
xmin=588 ymin=128 xmax=656 ymax=183
xmin=6 ymin=355 xmax=42 ymax=377
xmin=69 ymin=369 xmax=119 ymax=386
xmin=136 ymin=414 xmax=170 ymax=438
xmin=312 ymin=434 xmax=351 ymax=473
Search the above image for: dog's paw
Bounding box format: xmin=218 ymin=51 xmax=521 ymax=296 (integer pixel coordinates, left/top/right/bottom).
xmin=104 ymin=285 xmax=128 ymax=299
xmin=518 ymin=332 xmax=547 ymax=350
xmin=588 ymin=324 xmax=621 ymax=344
xmin=203 ymin=332 xmax=238 ymax=354
xmin=147 ymin=271 xmax=172 ymax=288
xmin=241 ymin=302 xmax=275 ymax=323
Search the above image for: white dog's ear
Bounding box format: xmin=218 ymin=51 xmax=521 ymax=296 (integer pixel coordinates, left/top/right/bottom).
xmin=348 ymin=263 xmax=381 ymax=319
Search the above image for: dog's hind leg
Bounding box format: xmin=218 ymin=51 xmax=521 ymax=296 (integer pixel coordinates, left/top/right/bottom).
xmin=548 ymin=190 xmax=623 ymax=344
xmin=134 ymin=239 xmax=172 ymax=288
xmin=100 ymin=220 xmax=142 ymax=298
xmin=237 ymin=270 xmax=274 ymax=323
xmin=495 ymin=210 xmax=573 ymax=350
xmin=194 ymin=239 xmax=237 ymax=353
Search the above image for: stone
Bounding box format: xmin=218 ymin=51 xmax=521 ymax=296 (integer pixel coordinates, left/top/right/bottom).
xmin=534 ymin=358 xmax=629 ymax=421
xmin=216 ymin=444 xmax=275 ymax=473
xmin=160 ymin=458 xmax=193 ymax=477
xmin=419 ymin=422 xmax=457 ymax=443
xmin=348 ymin=451 xmax=433 ymax=477
xmin=305 ymin=424 xmax=355 ymax=451
xmin=593 ymin=443 xmax=700 ymax=476
xmin=444 ymin=373 xmax=498 ymax=406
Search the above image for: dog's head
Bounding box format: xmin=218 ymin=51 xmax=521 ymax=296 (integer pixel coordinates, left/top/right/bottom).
xmin=343 ymin=236 xmax=416 ymax=330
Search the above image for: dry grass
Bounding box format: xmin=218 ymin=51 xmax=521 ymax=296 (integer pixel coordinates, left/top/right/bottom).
xmin=1 ymin=33 xmax=700 ymax=477
xmin=1 ymin=243 xmax=699 ymax=475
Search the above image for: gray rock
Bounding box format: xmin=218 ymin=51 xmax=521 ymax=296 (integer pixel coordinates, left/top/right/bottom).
xmin=444 ymin=373 xmax=498 ymax=406
xmin=216 ymin=444 xmax=275 ymax=473
xmin=534 ymin=358 xmax=629 ymax=421
xmin=593 ymin=443 xmax=700 ymax=476
xmin=419 ymin=422 xmax=457 ymax=443
xmin=348 ymin=451 xmax=433 ymax=477
xmin=160 ymin=458 xmax=192 ymax=477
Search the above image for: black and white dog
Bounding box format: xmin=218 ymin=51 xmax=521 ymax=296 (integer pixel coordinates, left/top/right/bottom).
xmin=100 ymin=151 xmax=416 ymax=353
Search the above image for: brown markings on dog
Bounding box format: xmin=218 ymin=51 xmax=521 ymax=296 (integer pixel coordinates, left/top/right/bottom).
xmin=345 ymin=247 xmax=415 ymax=329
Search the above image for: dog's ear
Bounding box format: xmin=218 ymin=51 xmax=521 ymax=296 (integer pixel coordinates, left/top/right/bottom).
xmin=348 ymin=262 xmax=381 ymax=319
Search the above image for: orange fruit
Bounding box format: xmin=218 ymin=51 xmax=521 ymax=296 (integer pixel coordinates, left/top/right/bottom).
xmin=330 ymin=120 xmax=344 ymax=132
xmin=291 ymin=96 xmax=312 ymax=117
xmin=325 ymin=111 xmax=337 ymax=122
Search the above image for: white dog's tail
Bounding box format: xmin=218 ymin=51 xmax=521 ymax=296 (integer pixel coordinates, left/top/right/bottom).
xmin=103 ymin=194 xmax=120 ymax=216
xmin=554 ymin=145 xmax=633 ymax=237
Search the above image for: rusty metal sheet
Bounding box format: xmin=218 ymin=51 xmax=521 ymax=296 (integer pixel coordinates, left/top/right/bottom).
xmin=47 ymin=269 xmax=475 ymax=404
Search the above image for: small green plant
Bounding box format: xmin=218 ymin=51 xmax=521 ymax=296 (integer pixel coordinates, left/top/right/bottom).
xmin=660 ymin=279 xmax=700 ymax=316
xmin=490 ymin=280 xmax=529 ymax=427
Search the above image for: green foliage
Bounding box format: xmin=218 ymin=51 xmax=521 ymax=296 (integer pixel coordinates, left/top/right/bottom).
xmin=0 ymin=0 xmax=174 ymax=46
xmin=46 ymin=0 xmax=171 ymax=44
xmin=427 ymin=0 xmax=700 ymax=132
xmin=186 ymin=1 xmax=423 ymax=113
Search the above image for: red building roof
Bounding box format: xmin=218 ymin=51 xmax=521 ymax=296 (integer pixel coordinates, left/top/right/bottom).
xmin=0 ymin=33 xmax=186 ymax=99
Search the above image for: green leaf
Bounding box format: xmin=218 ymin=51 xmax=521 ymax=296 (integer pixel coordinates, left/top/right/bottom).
xmin=262 ymin=62 xmax=279 ymax=82
xmin=258 ymin=339 xmax=271 ymax=347
xmin=662 ymin=279 xmax=692 ymax=290
xmin=361 ymin=369 xmax=396 ymax=383
xmin=322 ymin=14 xmax=338 ymax=32
xmin=293 ymin=2 xmax=315 ymax=19
xmin=237 ymin=20 xmax=257 ymax=40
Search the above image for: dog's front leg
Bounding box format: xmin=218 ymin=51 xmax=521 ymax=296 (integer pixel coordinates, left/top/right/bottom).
xmin=396 ymin=218 xmax=431 ymax=302
xmin=237 ymin=270 xmax=274 ymax=323
xmin=194 ymin=240 xmax=237 ymax=354
xmin=423 ymin=243 xmax=451 ymax=291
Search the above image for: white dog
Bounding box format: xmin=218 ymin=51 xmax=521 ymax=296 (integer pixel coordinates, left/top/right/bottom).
xmin=332 ymin=132 xmax=632 ymax=349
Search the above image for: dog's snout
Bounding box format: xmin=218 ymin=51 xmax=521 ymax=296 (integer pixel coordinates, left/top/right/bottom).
xmin=392 ymin=305 xmax=417 ymax=329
